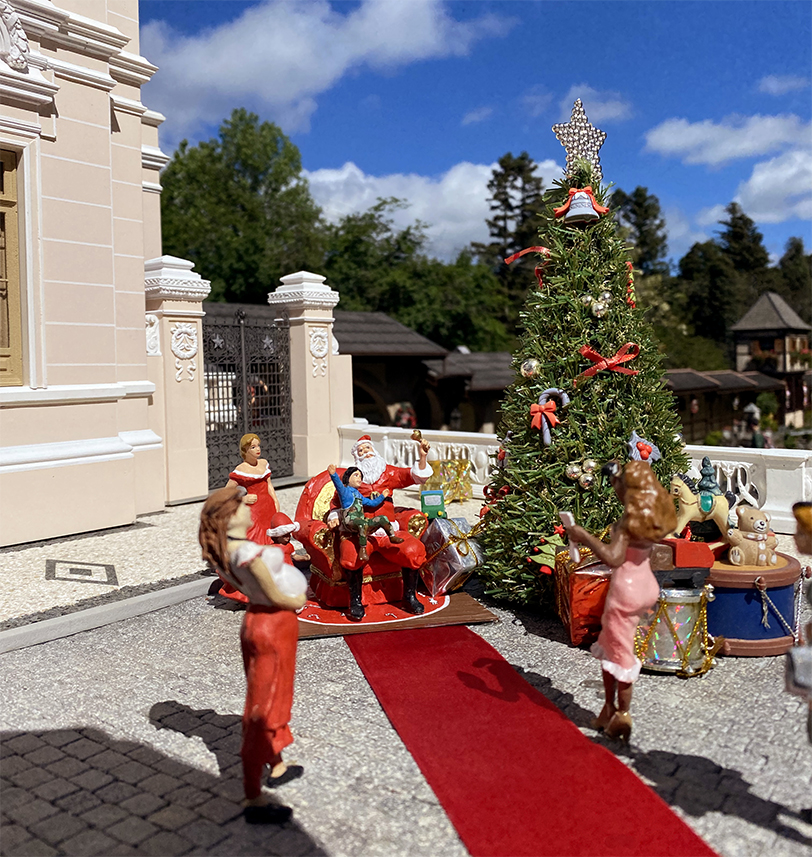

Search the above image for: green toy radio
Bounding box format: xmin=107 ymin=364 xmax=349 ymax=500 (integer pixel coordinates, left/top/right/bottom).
xmin=421 ymin=489 xmax=447 ymax=520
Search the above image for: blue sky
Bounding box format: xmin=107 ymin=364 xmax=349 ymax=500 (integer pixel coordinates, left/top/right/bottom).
xmin=139 ymin=0 xmax=812 ymax=268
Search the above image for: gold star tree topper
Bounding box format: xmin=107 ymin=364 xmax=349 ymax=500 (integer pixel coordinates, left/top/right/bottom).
xmin=552 ymin=99 xmax=607 ymax=183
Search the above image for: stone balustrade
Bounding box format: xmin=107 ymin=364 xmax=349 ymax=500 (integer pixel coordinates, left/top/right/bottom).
xmin=338 ymin=423 xmax=812 ymax=534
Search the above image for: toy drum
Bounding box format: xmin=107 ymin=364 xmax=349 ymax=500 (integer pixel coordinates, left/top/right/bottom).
xmin=706 ymin=554 xmax=801 ymax=656
xmin=635 ymin=587 xmax=719 ymax=676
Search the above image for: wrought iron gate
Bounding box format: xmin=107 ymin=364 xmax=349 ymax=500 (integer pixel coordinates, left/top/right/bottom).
xmin=202 ymin=306 xmax=292 ymax=490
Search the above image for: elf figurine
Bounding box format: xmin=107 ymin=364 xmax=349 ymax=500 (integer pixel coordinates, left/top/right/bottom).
xmin=327 ymin=464 xmax=403 ymax=564
xmin=266 ymin=512 xmax=302 ymax=564
xmin=199 ymin=486 xmax=307 ymax=824
xmin=561 ymin=460 xmax=677 ymax=741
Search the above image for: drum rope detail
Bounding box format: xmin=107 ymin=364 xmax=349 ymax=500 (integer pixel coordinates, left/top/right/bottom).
xmin=754 ymin=576 xmax=795 ymax=635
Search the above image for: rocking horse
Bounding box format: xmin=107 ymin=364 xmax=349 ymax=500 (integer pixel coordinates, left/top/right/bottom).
xmin=669 ymin=473 xmax=736 ymax=540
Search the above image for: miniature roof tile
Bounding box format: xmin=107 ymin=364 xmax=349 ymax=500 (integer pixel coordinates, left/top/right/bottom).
xmin=332 ymin=312 xmax=447 ymax=357
xmin=731 ymin=292 xmax=811 ymax=333
xmin=664 ymin=370 xmax=721 ymax=393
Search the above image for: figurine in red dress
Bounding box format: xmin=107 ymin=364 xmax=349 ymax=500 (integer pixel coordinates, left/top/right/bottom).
xmin=199 ymin=486 xmax=307 ymax=824
xmin=562 ymin=460 xmax=677 ymax=741
xmin=215 ymin=434 xmax=281 ymax=604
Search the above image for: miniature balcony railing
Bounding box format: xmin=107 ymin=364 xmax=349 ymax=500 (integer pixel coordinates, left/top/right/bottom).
xmin=338 ymin=423 xmax=812 ymax=534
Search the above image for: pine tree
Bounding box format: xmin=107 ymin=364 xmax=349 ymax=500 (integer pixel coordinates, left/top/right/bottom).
xmin=479 ymin=146 xmax=687 ymax=609
xmin=611 ymin=186 xmax=669 ymax=276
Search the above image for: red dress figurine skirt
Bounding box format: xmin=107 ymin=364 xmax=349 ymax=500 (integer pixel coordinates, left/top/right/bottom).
xmin=240 ymin=605 xmax=299 ymax=800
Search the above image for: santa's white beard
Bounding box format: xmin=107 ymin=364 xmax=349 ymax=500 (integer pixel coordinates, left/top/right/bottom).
xmin=355 ymin=451 xmax=387 ymax=484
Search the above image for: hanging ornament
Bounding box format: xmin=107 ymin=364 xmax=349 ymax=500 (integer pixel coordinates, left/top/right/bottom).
xmin=579 ymin=293 xmax=593 ymax=307
xmin=552 ymin=99 xmax=607 ymax=182
xmin=582 ymin=459 xmax=598 ymax=474
xmin=628 ymin=430 xmax=662 ymax=463
xmin=599 ymin=290 xmax=613 ymax=305
xmin=578 ymin=472 xmax=596 ymax=490
xmin=554 ymin=187 xmax=610 ymax=223
xmin=520 ymin=358 xmax=540 ymax=378
xmin=530 ymin=388 xmax=570 ymax=445
xmin=565 ymin=462 xmax=582 ymax=480
xmin=591 ymin=300 xmax=608 ymax=318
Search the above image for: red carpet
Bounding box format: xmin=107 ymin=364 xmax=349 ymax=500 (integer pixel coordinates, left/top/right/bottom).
xmin=347 ymin=626 xmax=716 ymax=857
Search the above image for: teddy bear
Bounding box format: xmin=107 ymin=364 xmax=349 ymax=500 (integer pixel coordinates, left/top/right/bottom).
xmin=726 ymin=506 xmax=778 ymax=567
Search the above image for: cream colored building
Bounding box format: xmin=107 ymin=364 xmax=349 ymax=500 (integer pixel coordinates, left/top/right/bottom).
xmin=0 ymin=0 xmax=213 ymax=547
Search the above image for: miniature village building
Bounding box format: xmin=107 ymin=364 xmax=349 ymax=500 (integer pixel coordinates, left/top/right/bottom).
xmin=732 ymin=291 xmax=811 ymax=428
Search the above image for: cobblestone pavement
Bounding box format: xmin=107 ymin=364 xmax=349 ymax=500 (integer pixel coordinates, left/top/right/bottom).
xmin=1 ymin=492 xmax=812 ymax=856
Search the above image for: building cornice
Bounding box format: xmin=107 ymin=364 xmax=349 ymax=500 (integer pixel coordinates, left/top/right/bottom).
xmin=144 ymin=256 xmax=211 ymax=303
xmin=0 ymin=60 xmax=58 ymax=106
xmin=110 ymin=93 xmax=146 ymax=116
xmin=109 ymin=50 xmax=158 ymax=87
xmin=142 ymin=144 xmax=169 ymax=171
xmin=48 ymin=54 xmax=114 ymax=90
xmin=141 ymin=109 xmax=165 ymax=128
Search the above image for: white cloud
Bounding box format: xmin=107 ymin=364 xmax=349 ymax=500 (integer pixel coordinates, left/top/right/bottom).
xmin=645 ymin=114 xmax=810 ymax=166
xmin=559 ymin=85 xmax=632 ymax=123
xmin=520 ymin=86 xmax=552 ymax=118
xmin=734 ymin=148 xmax=812 ymax=223
xmin=758 ymin=74 xmax=810 ymax=95
xmin=141 ymin=0 xmax=513 ymax=146
xmin=663 ymin=207 xmax=710 ymax=260
xmin=461 ymin=106 xmax=493 ymax=126
xmin=695 ymin=204 xmax=727 ymax=229
xmin=305 ymin=158 xmax=563 ymax=261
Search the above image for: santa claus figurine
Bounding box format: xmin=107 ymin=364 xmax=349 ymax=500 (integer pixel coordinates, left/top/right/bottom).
xmin=328 ymin=434 xmax=433 ymax=620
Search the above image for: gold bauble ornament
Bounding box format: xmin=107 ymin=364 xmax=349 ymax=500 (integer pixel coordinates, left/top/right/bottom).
xmin=578 ymin=472 xmax=596 ymax=490
xmin=520 ymin=358 xmax=540 ymax=378
xmin=591 ymin=301 xmax=608 ymax=318
xmin=582 ymin=459 xmax=598 ymax=473
xmin=564 ymin=463 xmax=582 ymax=480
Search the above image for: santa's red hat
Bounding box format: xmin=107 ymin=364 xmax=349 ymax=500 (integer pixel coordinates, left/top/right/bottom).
xmin=266 ymin=512 xmax=300 ymax=539
xmin=351 ymin=435 xmax=375 ymax=458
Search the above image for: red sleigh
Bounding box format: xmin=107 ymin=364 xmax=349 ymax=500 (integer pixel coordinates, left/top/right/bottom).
xmin=295 ymin=469 xmax=429 ymax=611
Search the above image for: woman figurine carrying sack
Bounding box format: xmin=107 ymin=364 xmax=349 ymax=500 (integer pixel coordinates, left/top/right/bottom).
xmin=199 ymin=486 xmax=307 ymax=824
xmin=561 ymin=460 xmax=677 ymax=741
xmin=227 ymin=434 xmax=280 ymax=544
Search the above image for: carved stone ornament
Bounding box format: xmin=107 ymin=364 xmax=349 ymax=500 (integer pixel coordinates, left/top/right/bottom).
xmin=170 ymin=322 xmax=198 ymax=382
xmin=0 ymin=1 xmax=29 ymax=71
xmin=268 ymin=270 xmax=340 ymax=312
xmin=145 ymin=314 xmax=160 ymax=356
xmin=309 ymin=327 xmax=329 ymax=377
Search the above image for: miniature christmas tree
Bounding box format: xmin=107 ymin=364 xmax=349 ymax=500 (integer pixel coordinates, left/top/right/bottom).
xmin=479 ymin=100 xmax=687 ymax=608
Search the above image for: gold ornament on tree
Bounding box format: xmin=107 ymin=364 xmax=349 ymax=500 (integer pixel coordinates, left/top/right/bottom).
xmin=520 ymin=358 xmax=541 ymax=378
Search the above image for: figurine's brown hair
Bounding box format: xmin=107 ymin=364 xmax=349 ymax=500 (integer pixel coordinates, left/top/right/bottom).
xmin=199 ymin=485 xmax=243 ymax=575
xmin=239 ymin=433 xmax=260 ymax=460
xmin=620 ymin=461 xmax=678 ymax=543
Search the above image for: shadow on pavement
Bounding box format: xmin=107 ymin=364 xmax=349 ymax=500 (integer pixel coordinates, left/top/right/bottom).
xmin=1 ymin=720 xmax=324 ymax=857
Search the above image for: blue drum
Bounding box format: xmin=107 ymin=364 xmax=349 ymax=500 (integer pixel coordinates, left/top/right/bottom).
xmin=706 ymin=554 xmax=801 ymax=656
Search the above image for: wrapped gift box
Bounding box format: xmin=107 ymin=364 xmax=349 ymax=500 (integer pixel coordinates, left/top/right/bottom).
xmin=420 ymin=517 xmax=483 ymax=597
xmin=554 ymin=549 xmax=612 ymax=646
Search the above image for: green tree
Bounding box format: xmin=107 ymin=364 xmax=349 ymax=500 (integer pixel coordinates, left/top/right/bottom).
xmin=778 ymin=237 xmax=812 ymax=323
xmin=611 ymin=186 xmax=669 ymax=275
xmin=479 ymin=160 xmax=686 ymax=608
xmin=161 ymin=108 xmax=324 ymax=302
xmin=472 ymin=152 xmax=547 ymax=328
xmin=717 ymin=203 xmax=770 ymax=273
xmin=677 ymin=241 xmax=741 ymax=344
xmin=322 ymin=199 xmax=511 ymax=351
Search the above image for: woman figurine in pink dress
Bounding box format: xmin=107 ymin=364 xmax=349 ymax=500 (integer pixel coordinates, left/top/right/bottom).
xmin=562 ymin=460 xmax=677 ymax=741
xmin=227 ymin=434 xmax=279 ymax=544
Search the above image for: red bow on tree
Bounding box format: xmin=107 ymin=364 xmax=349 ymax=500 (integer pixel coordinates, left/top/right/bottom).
xmin=530 ymin=400 xmax=559 ymax=431
xmin=574 ymin=343 xmax=640 ymax=386
xmin=553 ymin=187 xmax=610 ymax=218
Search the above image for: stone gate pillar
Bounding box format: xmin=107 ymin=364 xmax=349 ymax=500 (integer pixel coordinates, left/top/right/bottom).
xmin=268 ymin=271 xmax=353 ymax=477
xmin=145 ymin=256 xmax=211 ymax=503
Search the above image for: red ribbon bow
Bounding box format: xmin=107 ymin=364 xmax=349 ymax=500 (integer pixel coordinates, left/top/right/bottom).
xmin=553 ymin=187 xmax=610 ymax=218
xmin=530 ymin=400 xmax=559 ymax=431
xmin=504 ymin=246 xmax=551 ymax=288
xmin=574 ymin=343 xmax=641 ymax=386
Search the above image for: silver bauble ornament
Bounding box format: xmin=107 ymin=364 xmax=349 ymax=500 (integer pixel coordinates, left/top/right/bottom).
xmin=591 ymin=300 xmax=608 ymax=318
xmin=579 ymin=293 xmax=593 ymax=307
xmin=599 ymin=290 xmax=613 ymax=304
xmin=578 ymin=472 xmax=596 ymax=490
xmin=520 ymin=358 xmax=540 ymax=378
xmin=582 ymin=459 xmax=598 ymax=473
xmin=564 ymin=463 xmax=582 ymax=480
